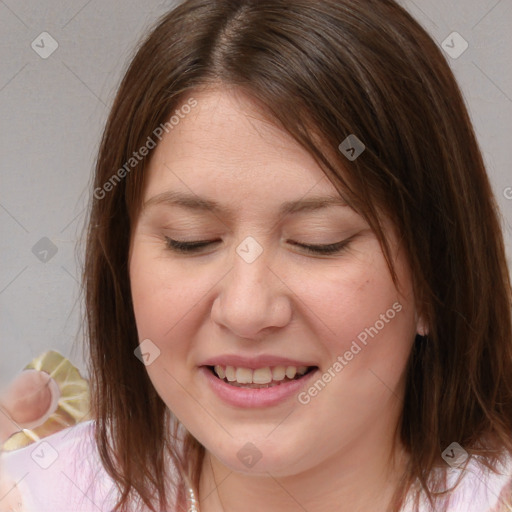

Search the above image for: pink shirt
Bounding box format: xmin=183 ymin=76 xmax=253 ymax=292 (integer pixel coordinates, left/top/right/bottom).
xmin=1 ymin=421 xmax=511 ymax=511
xmin=0 ymin=421 xmax=119 ymax=512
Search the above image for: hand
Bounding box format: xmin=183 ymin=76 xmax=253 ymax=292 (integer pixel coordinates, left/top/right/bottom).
xmin=0 ymin=369 xmax=60 ymax=445
xmin=0 ymin=370 xmax=60 ymax=512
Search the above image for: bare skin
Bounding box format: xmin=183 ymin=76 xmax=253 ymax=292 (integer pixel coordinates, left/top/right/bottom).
xmin=129 ymin=87 xmax=425 ymax=512
xmin=0 ymin=370 xmax=60 ymax=512
xmin=0 ymin=370 xmax=57 ymax=443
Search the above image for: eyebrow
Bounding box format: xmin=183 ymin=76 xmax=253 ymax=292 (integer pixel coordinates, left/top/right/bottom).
xmin=141 ymin=191 xmax=348 ymax=217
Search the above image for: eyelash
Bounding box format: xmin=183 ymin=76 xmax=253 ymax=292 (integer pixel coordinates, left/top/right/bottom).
xmin=164 ymin=237 xmax=350 ymax=255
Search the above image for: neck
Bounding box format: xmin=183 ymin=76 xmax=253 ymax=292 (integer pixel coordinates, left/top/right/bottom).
xmin=197 ymin=416 xmax=408 ymax=512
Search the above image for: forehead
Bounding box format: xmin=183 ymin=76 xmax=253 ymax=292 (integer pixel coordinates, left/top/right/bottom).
xmin=141 ymin=88 xmax=347 ymax=208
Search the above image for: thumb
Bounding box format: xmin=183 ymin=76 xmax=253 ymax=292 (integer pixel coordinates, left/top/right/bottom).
xmin=0 ymin=370 xmax=60 ymax=444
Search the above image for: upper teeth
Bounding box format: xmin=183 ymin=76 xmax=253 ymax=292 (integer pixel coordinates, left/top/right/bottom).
xmin=213 ymin=365 xmax=309 ymax=384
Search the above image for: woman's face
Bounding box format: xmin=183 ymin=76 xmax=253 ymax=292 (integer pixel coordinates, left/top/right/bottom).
xmin=129 ymin=88 xmax=421 ymax=477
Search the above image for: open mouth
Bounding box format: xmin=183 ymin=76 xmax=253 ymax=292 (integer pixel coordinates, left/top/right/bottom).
xmin=206 ymin=365 xmax=318 ymax=389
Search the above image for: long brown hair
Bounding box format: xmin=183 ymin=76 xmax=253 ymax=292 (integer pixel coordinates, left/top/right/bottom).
xmin=83 ymin=0 xmax=512 ymax=510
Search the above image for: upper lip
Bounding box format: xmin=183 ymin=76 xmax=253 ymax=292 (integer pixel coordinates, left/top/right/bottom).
xmin=200 ymin=355 xmax=317 ymax=370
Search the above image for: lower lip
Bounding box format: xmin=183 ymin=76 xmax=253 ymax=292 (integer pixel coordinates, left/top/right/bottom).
xmin=199 ymin=366 xmax=319 ymax=408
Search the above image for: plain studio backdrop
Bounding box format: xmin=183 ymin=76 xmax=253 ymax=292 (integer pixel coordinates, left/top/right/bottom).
xmin=0 ymin=0 xmax=511 ymax=386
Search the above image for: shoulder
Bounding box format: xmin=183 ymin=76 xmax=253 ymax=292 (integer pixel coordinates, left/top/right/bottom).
xmin=447 ymin=453 xmax=512 ymax=512
xmin=0 ymin=421 xmax=119 ymax=512
xmin=403 ymin=452 xmax=512 ymax=512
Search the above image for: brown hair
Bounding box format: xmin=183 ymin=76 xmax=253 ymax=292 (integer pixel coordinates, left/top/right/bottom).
xmin=83 ymin=0 xmax=512 ymax=510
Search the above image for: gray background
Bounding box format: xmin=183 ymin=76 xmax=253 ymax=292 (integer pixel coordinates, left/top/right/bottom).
xmin=0 ymin=0 xmax=511 ymax=387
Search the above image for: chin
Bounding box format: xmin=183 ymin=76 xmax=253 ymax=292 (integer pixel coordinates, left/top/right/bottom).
xmin=206 ymin=434 xmax=311 ymax=476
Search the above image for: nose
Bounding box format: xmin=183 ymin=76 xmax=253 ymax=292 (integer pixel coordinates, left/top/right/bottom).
xmin=210 ymin=245 xmax=292 ymax=339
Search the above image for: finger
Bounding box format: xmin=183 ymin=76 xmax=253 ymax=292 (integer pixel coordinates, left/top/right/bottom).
xmin=0 ymin=370 xmax=58 ymax=430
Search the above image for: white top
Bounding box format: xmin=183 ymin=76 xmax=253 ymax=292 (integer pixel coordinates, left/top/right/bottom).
xmin=0 ymin=421 xmax=120 ymax=512
xmin=1 ymin=421 xmax=511 ymax=512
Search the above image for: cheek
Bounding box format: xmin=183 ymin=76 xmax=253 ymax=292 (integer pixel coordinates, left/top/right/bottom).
xmin=129 ymin=242 xmax=201 ymax=413
xmin=128 ymin=239 xmax=221 ymax=402
xmin=292 ymin=268 xmax=415 ymax=432
xmin=291 ymin=247 xmax=412 ymax=333
xmin=287 ymin=245 xmax=416 ymax=377
xmin=129 ymin=241 xmax=205 ymax=339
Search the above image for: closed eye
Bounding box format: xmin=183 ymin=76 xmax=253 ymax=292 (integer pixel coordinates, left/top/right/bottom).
xmin=164 ymin=237 xmax=351 ymax=255
xmin=287 ymin=239 xmax=350 ymax=255
xmin=164 ymin=237 xmax=218 ymax=253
